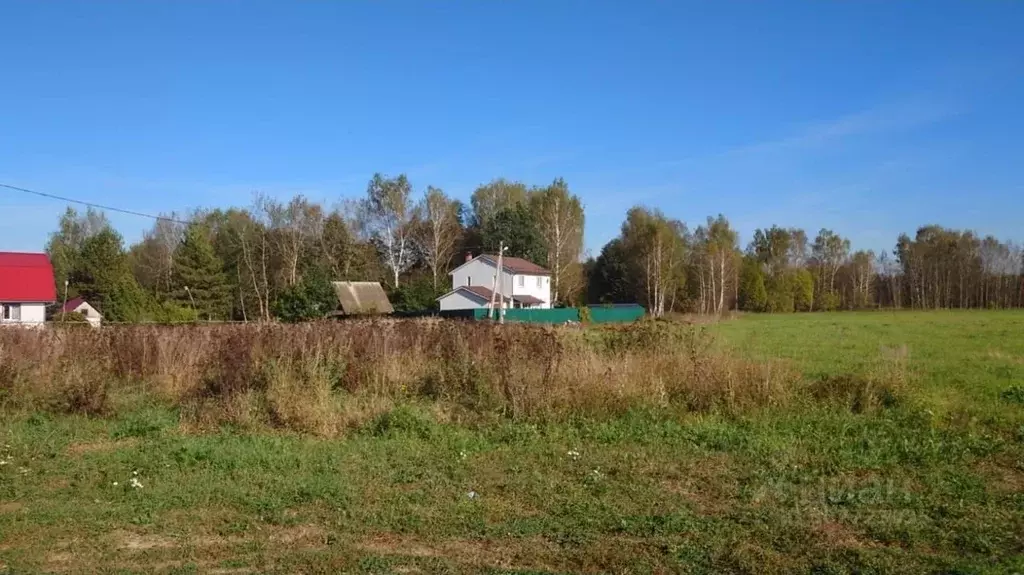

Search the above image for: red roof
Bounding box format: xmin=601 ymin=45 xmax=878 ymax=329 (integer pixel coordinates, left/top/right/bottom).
xmin=61 ymin=296 xmax=86 ymax=313
xmin=458 ymin=285 xmax=512 ymax=304
xmin=478 ymin=255 xmax=550 ymax=275
xmin=444 ymin=286 xmax=544 ymax=306
xmin=0 ymin=252 xmax=57 ymax=303
xmin=512 ymin=294 xmax=544 ymax=305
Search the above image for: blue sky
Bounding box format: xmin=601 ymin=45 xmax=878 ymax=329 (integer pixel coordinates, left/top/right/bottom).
xmin=1 ymin=1 xmax=1022 ymax=256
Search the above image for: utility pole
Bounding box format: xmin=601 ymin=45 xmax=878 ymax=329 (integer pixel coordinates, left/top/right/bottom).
xmin=486 ymin=243 xmax=511 ymax=322
xmin=487 ymin=245 xmax=499 ymax=320
xmin=497 ymin=242 xmax=507 ymax=324
xmin=184 ymin=286 xmax=197 ymax=320
xmin=60 ymin=279 xmax=69 ymax=323
xmin=487 ymin=241 xmax=509 ymax=321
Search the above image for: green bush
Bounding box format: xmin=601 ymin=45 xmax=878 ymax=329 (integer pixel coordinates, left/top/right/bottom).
xmin=792 ymin=269 xmax=814 ymax=312
xmin=113 ymin=407 xmax=178 ymax=439
xmin=1001 ymin=385 xmax=1024 ymax=404
xmin=273 ymin=269 xmax=337 ymax=322
xmin=389 ymin=278 xmax=441 ymax=313
xmin=578 ymin=306 xmax=593 ymax=324
xmin=367 ymin=404 xmax=437 ymax=439
xmin=816 ymin=291 xmax=841 ymax=312
xmin=151 ymin=301 xmax=198 ymax=324
xmin=52 ymin=310 xmax=90 ymax=327
xmin=738 ymin=258 xmax=768 ymax=312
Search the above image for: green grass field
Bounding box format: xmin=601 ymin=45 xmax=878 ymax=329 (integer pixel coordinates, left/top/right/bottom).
xmin=2 ymin=312 xmax=1023 ymax=574
xmin=713 ymin=310 xmax=1024 ymax=415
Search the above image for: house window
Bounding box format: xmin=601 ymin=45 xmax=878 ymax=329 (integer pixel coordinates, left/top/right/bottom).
xmin=2 ymin=303 xmax=21 ymax=321
xmin=537 ymin=277 xmax=543 ymax=288
xmin=517 ymin=276 xmax=524 ymax=287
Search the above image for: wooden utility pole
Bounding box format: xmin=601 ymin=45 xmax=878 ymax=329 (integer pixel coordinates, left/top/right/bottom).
xmin=486 ymin=242 xmax=510 ymax=322
xmin=487 ymin=269 xmax=498 ymax=320
xmin=497 ymin=241 xmax=506 ymax=324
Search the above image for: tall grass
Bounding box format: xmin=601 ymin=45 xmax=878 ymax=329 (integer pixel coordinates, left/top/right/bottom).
xmin=0 ymin=320 xmax=846 ymax=435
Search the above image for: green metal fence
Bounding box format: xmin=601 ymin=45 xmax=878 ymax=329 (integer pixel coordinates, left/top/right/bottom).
xmin=588 ymin=305 xmax=646 ymax=323
xmin=435 ymin=305 xmax=645 ymax=324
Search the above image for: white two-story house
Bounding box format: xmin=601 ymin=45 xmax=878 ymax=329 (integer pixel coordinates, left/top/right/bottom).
xmin=438 ymin=253 xmax=552 ymax=311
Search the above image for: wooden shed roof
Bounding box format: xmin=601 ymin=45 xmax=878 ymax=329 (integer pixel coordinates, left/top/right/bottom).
xmin=330 ymin=281 xmax=394 ymax=315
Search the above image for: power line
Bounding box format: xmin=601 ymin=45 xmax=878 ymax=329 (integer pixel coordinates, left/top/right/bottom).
xmin=0 ymin=182 xmax=189 ymax=224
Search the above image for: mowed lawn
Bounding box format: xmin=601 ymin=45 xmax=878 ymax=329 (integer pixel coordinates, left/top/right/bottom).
xmin=713 ymin=310 xmax=1024 ymax=414
xmin=2 ymin=312 xmax=1023 ymax=574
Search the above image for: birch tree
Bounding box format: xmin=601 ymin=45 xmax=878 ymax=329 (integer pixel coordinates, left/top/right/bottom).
xmin=222 ymin=208 xmax=272 ymax=322
xmin=621 ymin=207 xmax=687 ymax=317
xmin=811 ymin=228 xmax=850 ymax=308
xmin=696 ymin=215 xmax=739 ymax=314
xmin=260 ymin=195 xmax=323 ymax=288
xmin=847 ymin=250 xmax=875 ymax=309
xmin=413 ymin=186 xmax=462 ymax=290
xmin=531 ymin=178 xmax=584 ymax=304
xmin=362 ymin=173 xmax=415 ymax=288
xmin=470 ymin=178 xmax=528 ymax=228
xmin=129 ymin=214 xmax=183 ymax=300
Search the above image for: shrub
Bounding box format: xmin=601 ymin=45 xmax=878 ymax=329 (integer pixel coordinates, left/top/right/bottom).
xmin=389 ymin=278 xmax=442 ymax=313
xmin=272 ymin=268 xmax=337 ymax=322
xmin=151 ymin=301 xmax=198 ymax=324
xmin=367 ymin=404 xmax=437 ymax=439
xmin=809 ymin=349 xmax=908 ymax=413
xmin=816 ymin=292 xmax=842 ymax=312
xmin=53 ymin=310 xmax=90 ymax=324
xmin=48 ymin=358 xmax=112 ymax=415
xmin=263 ymin=355 xmax=336 ymax=435
xmin=578 ymin=306 xmax=593 ymax=324
xmin=1001 ymin=385 xmax=1024 ymax=405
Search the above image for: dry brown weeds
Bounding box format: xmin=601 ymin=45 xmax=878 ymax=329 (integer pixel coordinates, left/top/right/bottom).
xmin=0 ymin=319 xmax=800 ymax=434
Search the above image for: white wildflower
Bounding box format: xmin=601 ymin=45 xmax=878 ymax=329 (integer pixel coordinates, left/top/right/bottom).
xmin=18 ymin=467 xmax=28 ymax=475
xmin=466 ymin=490 xmax=478 ymax=500
xmin=112 ymin=481 xmax=118 ymax=486
xmin=129 ymin=477 xmax=143 ymax=489
xmin=459 ymin=451 xmax=467 ymax=460
xmin=567 ymin=450 xmax=581 ymax=461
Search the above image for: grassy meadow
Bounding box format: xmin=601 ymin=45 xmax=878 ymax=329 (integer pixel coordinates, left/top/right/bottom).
xmin=1 ymin=312 xmax=1023 ymax=574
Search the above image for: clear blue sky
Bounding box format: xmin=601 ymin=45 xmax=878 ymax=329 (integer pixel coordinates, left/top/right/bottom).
xmin=1 ymin=1 xmax=1022 ymax=256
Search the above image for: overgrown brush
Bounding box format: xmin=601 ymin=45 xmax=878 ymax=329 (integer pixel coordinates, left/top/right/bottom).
xmin=808 ymin=344 xmax=910 ymax=413
xmin=0 ymin=320 xmax=811 ymax=435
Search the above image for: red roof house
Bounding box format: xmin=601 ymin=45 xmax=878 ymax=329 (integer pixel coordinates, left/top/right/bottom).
xmin=0 ymin=252 xmax=57 ymax=303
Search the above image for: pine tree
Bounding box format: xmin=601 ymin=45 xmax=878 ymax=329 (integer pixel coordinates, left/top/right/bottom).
xmin=72 ymin=228 xmax=150 ymax=322
xmin=172 ymin=223 xmax=231 ymax=320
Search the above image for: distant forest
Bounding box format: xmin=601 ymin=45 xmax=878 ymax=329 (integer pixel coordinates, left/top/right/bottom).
xmin=43 ymin=174 xmax=1024 ymax=322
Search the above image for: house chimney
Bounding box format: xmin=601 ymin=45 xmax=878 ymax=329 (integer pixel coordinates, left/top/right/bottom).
xmin=465 ymin=252 xmax=473 ymax=263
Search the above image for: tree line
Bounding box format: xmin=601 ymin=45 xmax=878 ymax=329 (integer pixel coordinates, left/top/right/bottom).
xmin=43 ymin=173 xmax=1024 ymax=322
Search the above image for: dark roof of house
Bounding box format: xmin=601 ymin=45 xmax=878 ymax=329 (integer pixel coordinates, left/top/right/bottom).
xmin=61 ymin=296 xmax=86 ymax=313
xmin=512 ymin=294 xmax=544 ymax=305
xmin=0 ymin=252 xmax=57 ymax=303
xmin=331 ymin=281 xmax=394 ymax=315
xmin=478 ymin=255 xmax=550 ymax=275
xmin=455 ymin=285 xmax=511 ymax=303
xmin=438 ymin=286 xmax=543 ymax=306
